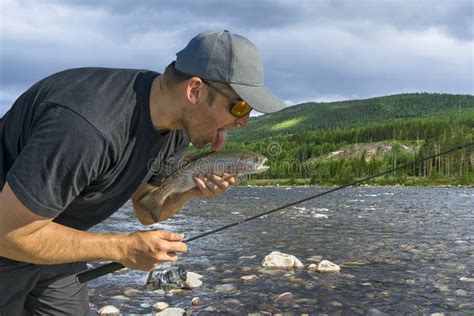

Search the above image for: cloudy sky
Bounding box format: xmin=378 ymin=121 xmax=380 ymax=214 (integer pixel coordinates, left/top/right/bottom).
xmin=0 ymin=0 xmax=473 ymax=115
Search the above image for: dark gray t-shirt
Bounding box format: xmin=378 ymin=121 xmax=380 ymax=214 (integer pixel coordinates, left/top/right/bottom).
xmin=0 ymin=67 xmax=189 ymax=231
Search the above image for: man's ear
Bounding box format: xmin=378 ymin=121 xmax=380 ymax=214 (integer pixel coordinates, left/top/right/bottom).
xmin=185 ymin=77 xmax=206 ymax=105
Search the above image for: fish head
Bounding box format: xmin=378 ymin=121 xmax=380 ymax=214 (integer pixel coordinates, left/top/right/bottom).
xmin=233 ymin=151 xmax=269 ymax=175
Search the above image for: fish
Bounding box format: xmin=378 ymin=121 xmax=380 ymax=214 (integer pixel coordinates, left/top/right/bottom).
xmin=138 ymin=150 xmax=269 ymax=221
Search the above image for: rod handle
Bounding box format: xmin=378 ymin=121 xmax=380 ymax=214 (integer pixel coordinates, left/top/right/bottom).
xmin=76 ymin=262 xmax=125 ymax=284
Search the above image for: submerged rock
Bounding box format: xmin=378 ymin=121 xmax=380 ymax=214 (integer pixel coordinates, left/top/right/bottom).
xmin=328 ymin=300 xmax=343 ymax=307
xmin=203 ymin=306 xmax=217 ymax=312
xmin=123 ymin=288 xmax=139 ymax=298
xmin=205 ymin=266 xmax=217 ymax=272
xmin=262 ymin=251 xmax=304 ymax=268
xmin=110 ymin=295 xmax=129 ymax=301
xmin=274 ymin=292 xmax=294 ymax=304
xmin=367 ymin=308 xmax=390 ymax=316
xmin=241 ymin=275 xmax=258 ymax=281
xmin=155 ymin=308 xmax=185 ymax=316
xmin=455 ymin=289 xmax=467 ymax=296
xmin=459 ymin=277 xmax=474 ymax=282
xmin=316 ymin=260 xmax=341 ymax=272
xmin=98 ymin=305 xmax=120 ymax=316
xmin=239 ymin=255 xmax=257 ymax=259
xmin=191 ymin=297 xmax=201 ymax=305
xmin=216 ymin=284 xmax=238 ymax=294
xmin=306 ymin=256 xmax=323 ymax=263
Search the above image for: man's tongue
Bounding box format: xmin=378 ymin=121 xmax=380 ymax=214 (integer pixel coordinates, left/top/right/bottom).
xmin=211 ymin=128 xmax=227 ymax=151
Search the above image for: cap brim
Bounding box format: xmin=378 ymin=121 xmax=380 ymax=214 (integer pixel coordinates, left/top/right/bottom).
xmin=229 ymin=83 xmax=286 ymax=113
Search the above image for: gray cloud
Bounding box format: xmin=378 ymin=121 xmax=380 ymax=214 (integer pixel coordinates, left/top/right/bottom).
xmin=1 ymin=0 xmax=473 ymax=114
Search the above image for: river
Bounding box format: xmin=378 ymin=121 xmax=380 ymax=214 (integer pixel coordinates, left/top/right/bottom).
xmin=88 ymin=186 xmax=474 ymax=315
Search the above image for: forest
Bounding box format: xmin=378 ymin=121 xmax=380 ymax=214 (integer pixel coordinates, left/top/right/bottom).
xmin=205 ymin=93 xmax=474 ymax=186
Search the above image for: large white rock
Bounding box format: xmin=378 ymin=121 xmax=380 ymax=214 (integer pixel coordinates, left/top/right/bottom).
xmin=98 ymin=305 xmax=120 ymax=315
xmin=262 ymin=251 xmax=304 ymax=268
xmin=316 ymin=260 xmax=341 ymax=272
xmin=184 ymin=272 xmax=203 ymax=288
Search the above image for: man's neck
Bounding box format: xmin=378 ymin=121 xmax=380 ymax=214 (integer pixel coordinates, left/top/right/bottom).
xmin=149 ymin=75 xmax=184 ymax=132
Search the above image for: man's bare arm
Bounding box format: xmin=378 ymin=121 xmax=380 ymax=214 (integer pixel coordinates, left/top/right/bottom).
xmin=0 ymin=183 xmax=187 ymax=270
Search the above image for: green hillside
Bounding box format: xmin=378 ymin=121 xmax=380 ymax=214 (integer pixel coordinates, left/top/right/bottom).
xmin=230 ymin=93 xmax=474 ymax=143
xmin=221 ymin=93 xmax=474 ymax=186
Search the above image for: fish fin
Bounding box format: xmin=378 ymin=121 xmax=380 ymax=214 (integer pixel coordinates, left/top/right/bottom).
xmin=138 ymin=185 xmax=174 ymax=222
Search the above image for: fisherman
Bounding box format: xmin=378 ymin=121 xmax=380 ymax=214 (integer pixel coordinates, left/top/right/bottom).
xmin=0 ymin=30 xmax=285 ymax=315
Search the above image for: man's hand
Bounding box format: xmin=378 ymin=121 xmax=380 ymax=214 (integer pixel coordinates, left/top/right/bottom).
xmin=190 ymin=173 xmax=240 ymax=199
xmin=121 ymin=230 xmax=187 ymax=271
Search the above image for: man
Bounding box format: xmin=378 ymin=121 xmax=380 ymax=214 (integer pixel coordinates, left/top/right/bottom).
xmin=0 ymin=30 xmax=285 ymax=314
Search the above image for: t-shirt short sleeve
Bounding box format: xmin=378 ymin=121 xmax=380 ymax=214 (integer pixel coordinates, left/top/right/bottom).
xmin=147 ymin=133 xmax=189 ymax=187
xmin=6 ymin=104 xmax=109 ymax=218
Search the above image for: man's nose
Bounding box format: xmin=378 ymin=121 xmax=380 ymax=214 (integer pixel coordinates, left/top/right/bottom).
xmin=235 ymin=113 xmax=250 ymax=127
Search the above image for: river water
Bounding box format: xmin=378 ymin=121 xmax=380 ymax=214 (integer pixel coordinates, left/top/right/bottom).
xmin=88 ymin=187 xmax=474 ymax=315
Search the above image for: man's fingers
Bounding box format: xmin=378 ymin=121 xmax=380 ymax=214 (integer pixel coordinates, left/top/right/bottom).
xmin=157 ymin=230 xmax=185 ymax=241
xmin=193 ymin=176 xmax=213 ymax=197
xmin=210 ymin=174 xmax=230 ymax=189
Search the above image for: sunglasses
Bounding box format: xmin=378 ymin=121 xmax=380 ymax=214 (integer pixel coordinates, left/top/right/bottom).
xmin=201 ymin=79 xmax=253 ymax=118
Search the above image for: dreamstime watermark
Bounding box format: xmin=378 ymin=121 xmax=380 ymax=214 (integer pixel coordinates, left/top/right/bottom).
xmin=266 ymin=141 xmax=282 ymax=157
xmin=146 ymin=142 xmax=323 ymax=178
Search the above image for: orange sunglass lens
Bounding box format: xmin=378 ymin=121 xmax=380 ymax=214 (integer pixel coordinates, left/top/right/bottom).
xmin=231 ymin=101 xmax=252 ymax=117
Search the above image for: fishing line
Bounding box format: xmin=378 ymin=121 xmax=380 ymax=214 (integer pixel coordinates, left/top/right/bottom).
xmin=76 ymin=141 xmax=473 ymax=284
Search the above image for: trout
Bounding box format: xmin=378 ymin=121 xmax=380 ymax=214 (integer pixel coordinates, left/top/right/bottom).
xmin=138 ymin=150 xmax=269 ymax=221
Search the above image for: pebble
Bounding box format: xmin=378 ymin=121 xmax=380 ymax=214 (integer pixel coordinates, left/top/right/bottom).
xmin=430 ymin=313 xmax=445 ymax=316
xmin=241 ymin=275 xmax=258 ymax=281
xmin=155 ymin=308 xmax=185 ymax=316
xmin=98 ymin=305 xmax=120 ymax=315
xmin=454 ymin=289 xmax=467 ymax=297
xmin=205 ymin=266 xmax=217 ymax=272
xmin=274 ymin=292 xmax=294 ymax=304
xmin=241 ymin=266 xmax=253 ymax=272
xmin=316 ymin=260 xmax=341 ymax=272
xmin=307 ymin=263 xmax=318 ymax=271
xmin=153 ymin=302 xmax=169 ymax=312
xmin=459 ymin=277 xmax=474 ymax=282
xmin=123 ymin=288 xmax=139 ymax=298
xmin=110 ymin=295 xmax=129 ymax=301
xmin=215 ymin=284 xmax=238 ymax=294
xmin=261 ymin=251 xmax=304 ymax=268
xmin=191 ymin=297 xmax=201 ymax=305
xmin=140 ymin=303 xmax=151 ymax=308
xmin=362 ymin=283 xmax=372 ymax=286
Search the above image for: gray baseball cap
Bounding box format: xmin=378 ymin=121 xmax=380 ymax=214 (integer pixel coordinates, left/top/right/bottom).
xmin=175 ymin=30 xmax=286 ymax=113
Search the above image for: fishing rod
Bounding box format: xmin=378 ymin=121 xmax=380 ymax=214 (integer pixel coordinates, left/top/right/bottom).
xmin=76 ymin=141 xmax=473 ymax=285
